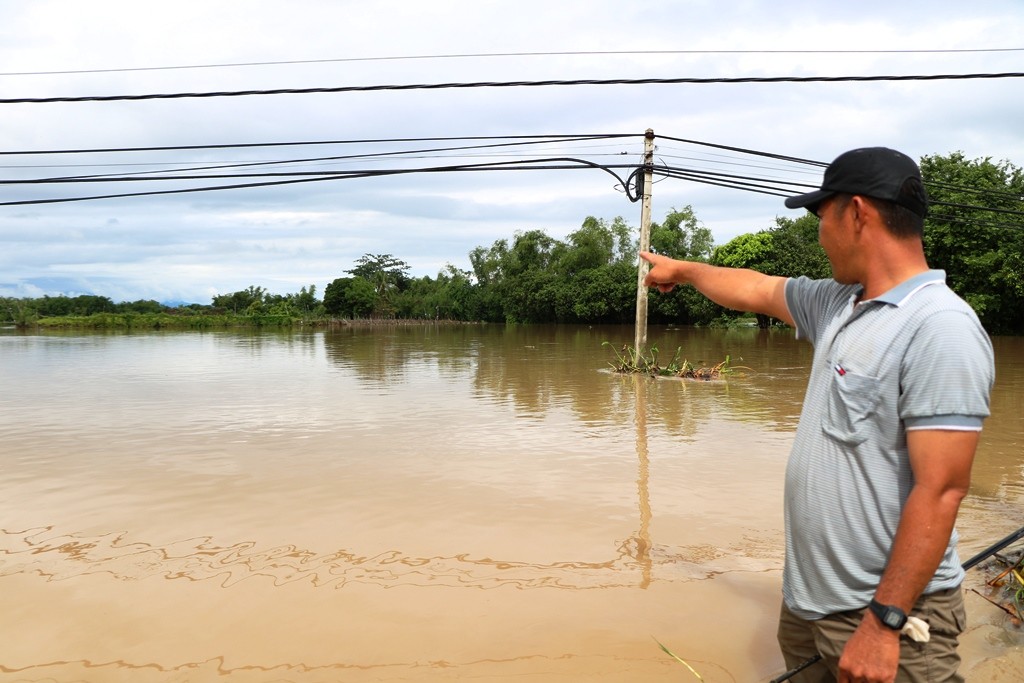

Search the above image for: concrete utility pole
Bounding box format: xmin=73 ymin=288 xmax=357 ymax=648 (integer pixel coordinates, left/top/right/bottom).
xmin=634 ymin=129 xmax=655 ymax=356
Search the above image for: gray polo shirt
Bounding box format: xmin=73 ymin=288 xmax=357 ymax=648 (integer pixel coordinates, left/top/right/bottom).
xmin=782 ymin=270 xmax=994 ymax=620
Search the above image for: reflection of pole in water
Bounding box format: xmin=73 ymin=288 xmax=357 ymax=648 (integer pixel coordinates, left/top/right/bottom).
xmin=632 ymin=374 xmax=653 ymax=588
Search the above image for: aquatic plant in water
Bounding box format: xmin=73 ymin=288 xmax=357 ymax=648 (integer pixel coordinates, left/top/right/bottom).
xmin=602 ymin=342 xmax=735 ymax=380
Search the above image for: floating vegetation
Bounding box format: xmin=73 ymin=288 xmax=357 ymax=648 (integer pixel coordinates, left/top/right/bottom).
xmin=603 ymin=342 xmax=742 ymax=380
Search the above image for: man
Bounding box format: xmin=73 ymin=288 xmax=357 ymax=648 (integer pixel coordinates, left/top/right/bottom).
xmin=641 ymin=147 xmax=994 ymax=683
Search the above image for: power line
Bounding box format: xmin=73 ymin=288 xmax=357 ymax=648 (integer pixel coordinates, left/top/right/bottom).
xmin=0 ymin=135 xmax=638 ymax=183
xmin=8 ymin=149 xmax=637 ymax=183
xmin=0 ymin=133 xmax=634 ymax=156
xmin=656 ymin=142 xmax=1024 ymax=211
xmin=654 ymin=135 xmax=825 ymax=166
xmin=4 ymin=73 xmax=1023 ymax=104
xmin=924 ymin=179 xmax=1024 ymax=202
xmin=654 ymin=164 xmax=808 ymax=197
xmin=930 ymin=200 xmax=1024 ymax=218
xmin=0 ymin=158 xmax=638 ymax=206
xmin=927 ymin=212 xmax=1024 ymax=231
xmin=651 ymin=161 xmax=1024 ymax=227
xmin=655 ymin=150 xmax=824 ymax=177
xmin=5 ymin=48 xmax=1022 ymax=77
xmin=3 ymin=133 xmax=1020 ymax=229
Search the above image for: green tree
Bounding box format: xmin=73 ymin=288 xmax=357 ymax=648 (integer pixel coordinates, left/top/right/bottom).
xmin=609 ymin=216 xmax=638 ymax=266
xmin=118 ymin=299 xmax=165 ymax=314
xmin=647 ymin=207 xmax=717 ymax=325
xmin=765 ymin=214 xmax=831 ymax=279
xmin=563 ymin=262 xmax=636 ymax=323
xmin=287 ymin=285 xmax=321 ymax=316
xmin=323 ymin=277 xmax=377 ymax=318
xmin=212 ymin=286 xmax=266 ymax=313
xmin=713 ymin=231 xmax=775 ymax=271
xmin=561 ymin=216 xmax=616 ymax=274
xmin=549 ymin=216 xmax=639 ymax=323
xmin=497 ymin=230 xmax=564 ymax=323
xmin=35 ymin=295 xmax=74 ymax=316
xmin=702 ymin=213 xmax=829 ymax=327
xmin=468 ymin=241 xmax=509 ymax=322
xmin=713 ymin=214 xmax=829 ymax=279
xmin=70 ymin=295 xmax=116 ymax=315
xmin=434 ymin=265 xmax=479 ymax=320
xmin=920 ymin=152 xmax=1024 ymax=333
xmin=390 ymin=266 xmax=479 ymax=321
xmin=650 ymin=206 xmax=714 ymax=260
xmin=1 ymin=297 xmax=38 ymax=326
xmin=345 ymin=254 xmax=411 ymax=318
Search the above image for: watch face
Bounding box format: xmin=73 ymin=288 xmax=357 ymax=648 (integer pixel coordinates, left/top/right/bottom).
xmin=870 ymin=600 xmax=906 ymax=630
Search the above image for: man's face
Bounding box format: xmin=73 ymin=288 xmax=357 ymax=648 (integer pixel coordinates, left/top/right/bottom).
xmin=816 ymin=196 xmax=857 ymax=284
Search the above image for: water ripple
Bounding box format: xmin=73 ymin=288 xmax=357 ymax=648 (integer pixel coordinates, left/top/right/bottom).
xmin=0 ymin=650 xmax=728 ymax=682
xmin=0 ymin=526 xmax=778 ymax=591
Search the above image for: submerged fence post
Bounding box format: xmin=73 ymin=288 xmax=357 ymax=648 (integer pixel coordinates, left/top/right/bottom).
xmin=634 ymin=129 xmax=655 ymax=356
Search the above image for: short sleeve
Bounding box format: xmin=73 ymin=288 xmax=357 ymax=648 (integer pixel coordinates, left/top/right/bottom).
xmin=899 ymin=309 xmax=994 ymax=426
xmin=785 ymin=276 xmax=859 ymax=345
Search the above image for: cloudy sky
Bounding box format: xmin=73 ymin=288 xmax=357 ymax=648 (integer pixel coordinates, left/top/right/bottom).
xmin=2 ymin=0 xmax=1023 ymax=304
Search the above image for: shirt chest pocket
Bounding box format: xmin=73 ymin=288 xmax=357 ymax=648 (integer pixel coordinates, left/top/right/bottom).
xmin=823 ymin=371 xmax=883 ymax=446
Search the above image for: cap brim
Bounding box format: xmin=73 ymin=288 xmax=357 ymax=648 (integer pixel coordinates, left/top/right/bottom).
xmin=784 ymin=189 xmax=833 ymax=211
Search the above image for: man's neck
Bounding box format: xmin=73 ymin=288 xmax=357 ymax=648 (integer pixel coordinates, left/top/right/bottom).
xmin=855 ymin=234 xmax=930 ymax=300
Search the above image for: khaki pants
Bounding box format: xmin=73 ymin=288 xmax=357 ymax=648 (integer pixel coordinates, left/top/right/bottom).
xmin=776 ymin=587 xmax=966 ymax=683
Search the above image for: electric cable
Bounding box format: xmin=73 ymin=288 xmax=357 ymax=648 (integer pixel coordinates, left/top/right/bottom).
xmin=0 ymin=157 xmax=639 ymax=206
xmin=927 ymin=212 xmax=1024 ymax=231
xmin=5 ymin=47 xmax=1022 ymax=77
xmin=1 ymin=136 xmax=639 ymax=183
xmin=924 ymin=179 xmax=1024 ymax=202
xmin=2 ymin=133 xmax=1015 ymax=210
xmin=655 ymin=151 xmax=825 ymax=176
xmin=0 ymin=133 xmax=635 ymax=156
xmin=3 ymin=133 xmax=1020 ymax=230
xmin=3 ymin=73 xmax=1023 ymax=104
xmin=656 ymin=135 xmax=826 ymax=166
xmin=654 ymin=165 xmax=811 ymax=195
xmin=929 ymin=200 xmax=1024 ymax=218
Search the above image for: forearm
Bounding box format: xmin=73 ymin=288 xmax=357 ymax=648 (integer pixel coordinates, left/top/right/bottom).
xmin=837 ymin=482 xmax=966 ymax=680
xmin=838 ymin=430 xmax=977 ymax=680
xmin=678 ymin=261 xmax=774 ymax=312
xmin=875 ymin=429 xmax=976 ymax=611
xmin=641 ymin=253 xmax=792 ymax=324
xmin=873 ymin=484 xmax=965 ymax=612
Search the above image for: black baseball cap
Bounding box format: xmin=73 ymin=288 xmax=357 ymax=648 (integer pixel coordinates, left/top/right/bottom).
xmin=785 ymin=147 xmax=928 ymax=218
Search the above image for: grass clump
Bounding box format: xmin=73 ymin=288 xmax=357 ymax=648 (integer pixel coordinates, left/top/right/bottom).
xmin=603 ymin=342 xmax=738 ymax=380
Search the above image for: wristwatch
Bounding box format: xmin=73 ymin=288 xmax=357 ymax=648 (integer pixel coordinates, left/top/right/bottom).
xmin=868 ymin=599 xmax=908 ymax=630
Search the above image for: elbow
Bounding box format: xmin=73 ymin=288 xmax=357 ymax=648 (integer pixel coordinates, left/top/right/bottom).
xmin=920 ymin=483 xmax=970 ymax=518
xmin=941 ymin=484 xmax=970 ymax=508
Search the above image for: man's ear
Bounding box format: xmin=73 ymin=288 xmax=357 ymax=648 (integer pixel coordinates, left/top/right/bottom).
xmin=849 ymin=195 xmax=873 ymax=235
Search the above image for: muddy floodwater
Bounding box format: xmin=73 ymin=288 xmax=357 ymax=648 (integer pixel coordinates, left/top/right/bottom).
xmin=1 ymin=324 xmax=1023 ymax=682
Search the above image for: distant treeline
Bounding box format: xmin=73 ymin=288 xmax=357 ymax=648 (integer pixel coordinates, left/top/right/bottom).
xmin=1 ymin=290 xmax=320 ymax=330
xmin=3 ymin=153 xmax=1021 ymax=334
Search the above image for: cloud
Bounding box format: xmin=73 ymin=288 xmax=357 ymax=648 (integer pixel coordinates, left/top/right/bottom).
xmin=2 ymin=0 xmax=1023 ymax=303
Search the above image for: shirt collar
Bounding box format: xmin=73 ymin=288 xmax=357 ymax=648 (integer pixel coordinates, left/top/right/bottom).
xmin=867 ymin=269 xmax=946 ymax=307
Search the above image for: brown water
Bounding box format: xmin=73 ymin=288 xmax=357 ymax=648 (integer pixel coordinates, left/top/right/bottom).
xmin=0 ymin=324 xmax=1021 ymax=682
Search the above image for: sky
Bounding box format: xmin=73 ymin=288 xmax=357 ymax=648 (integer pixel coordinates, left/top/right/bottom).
xmin=2 ymin=0 xmax=1023 ymax=305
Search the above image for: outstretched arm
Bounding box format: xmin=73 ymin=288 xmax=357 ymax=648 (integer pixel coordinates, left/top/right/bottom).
xmin=640 ymin=251 xmax=794 ymax=326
